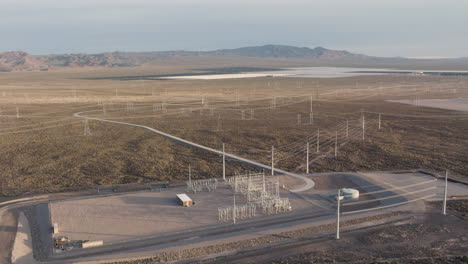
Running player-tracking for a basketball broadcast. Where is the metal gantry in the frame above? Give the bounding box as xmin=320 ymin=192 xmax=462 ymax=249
xmin=187 ymin=178 xmax=218 ymax=193
xmin=220 ymin=172 xmax=292 ymax=223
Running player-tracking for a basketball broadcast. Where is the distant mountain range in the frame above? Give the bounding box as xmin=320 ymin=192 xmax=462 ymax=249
xmin=0 ymin=45 xmax=466 ymax=72
xmin=207 ymin=45 xmax=367 ymax=59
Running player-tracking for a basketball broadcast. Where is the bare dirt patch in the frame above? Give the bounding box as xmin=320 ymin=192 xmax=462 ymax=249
xmin=0 ymin=209 xmax=18 ymax=264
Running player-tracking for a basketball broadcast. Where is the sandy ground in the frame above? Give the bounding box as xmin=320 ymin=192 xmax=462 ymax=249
xmin=66 ymin=211 xmax=406 ymax=264
xmin=50 ymin=183 xmax=316 ymax=243
xmin=390 ymin=98 xmax=468 ymax=112
xmin=48 ymin=171 xmax=456 ymax=246
xmin=278 ymin=174 xmax=306 ymax=190
xmin=0 ymin=210 xmax=17 ymax=264
xmin=11 ymin=212 xmax=36 ymax=264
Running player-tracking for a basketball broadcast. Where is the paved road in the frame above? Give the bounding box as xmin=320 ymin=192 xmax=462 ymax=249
xmin=0 ymin=192 xmax=328 ymax=264
xmin=47 ymin=209 xmax=333 ymax=263
xmin=190 ymin=215 xmax=412 ymax=264
xmin=74 ymin=111 xmax=315 ymax=192
xmin=1 ymin=169 xmax=459 ymax=264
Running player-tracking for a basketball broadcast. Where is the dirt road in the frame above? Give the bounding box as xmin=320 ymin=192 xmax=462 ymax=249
xmin=74 ymin=111 xmax=315 ymax=192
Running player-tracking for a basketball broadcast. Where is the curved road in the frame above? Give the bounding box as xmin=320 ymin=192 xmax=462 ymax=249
xmin=74 ymin=112 xmax=315 ymax=192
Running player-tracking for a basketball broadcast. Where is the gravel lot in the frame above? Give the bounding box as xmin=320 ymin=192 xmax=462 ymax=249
xmin=49 ymin=183 xmax=315 ymax=243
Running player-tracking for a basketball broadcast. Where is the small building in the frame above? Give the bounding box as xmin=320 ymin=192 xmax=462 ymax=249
xmin=342 ymin=188 xmax=360 ymax=200
xmin=53 ymin=223 xmax=59 ymax=234
xmin=176 ymin=193 xmax=193 ymax=207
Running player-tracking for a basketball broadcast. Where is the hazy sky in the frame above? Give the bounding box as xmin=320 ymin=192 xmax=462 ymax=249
xmin=1 ymin=0 xmax=467 ymax=57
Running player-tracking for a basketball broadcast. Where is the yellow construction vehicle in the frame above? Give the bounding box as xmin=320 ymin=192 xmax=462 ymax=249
xmin=54 ymin=236 xmax=71 ymax=250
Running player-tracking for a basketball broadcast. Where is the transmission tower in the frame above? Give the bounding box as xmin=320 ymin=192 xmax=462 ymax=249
xmin=316 ymin=128 xmax=320 ymax=152
xmin=310 ymin=95 xmax=313 ymax=113
xmin=362 ymin=113 xmax=365 ymax=140
xmin=271 ymin=146 xmax=275 ymax=176
xmin=378 ymin=113 xmax=382 ymax=129
xmin=83 ymin=119 xmax=92 ymax=136
xmin=346 ymin=120 xmax=349 ymax=138
xmin=126 ymin=101 xmax=134 ymax=112
xmin=306 ymin=142 xmax=310 ymax=174
xmin=216 ymin=114 xmax=221 ymax=131
xmin=222 ymin=143 xmax=226 ymax=181
xmin=334 ymin=131 xmax=338 ymax=157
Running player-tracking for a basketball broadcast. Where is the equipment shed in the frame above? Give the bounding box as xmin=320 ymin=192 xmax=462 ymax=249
xmin=176 ymin=193 xmax=193 ymax=207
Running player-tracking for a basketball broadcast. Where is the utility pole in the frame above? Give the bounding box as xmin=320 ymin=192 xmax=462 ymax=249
xmin=306 ymin=142 xmax=310 ymax=174
xmin=126 ymin=101 xmax=131 ymax=112
xmin=316 ymin=129 xmax=320 ymax=152
xmin=222 ymin=143 xmax=226 ymax=181
xmin=262 ymin=173 xmax=266 ymax=193
xmin=336 ymin=189 xmax=342 ymax=239
xmin=271 ymin=146 xmax=275 ymax=176
xmin=215 ymin=114 xmax=221 ymax=131
xmin=346 ymin=119 xmax=349 ymax=138
xmin=297 ymin=114 xmax=301 ymax=126
xmin=309 ymin=112 xmax=314 ymax=125
xmin=362 ymin=114 xmax=365 ymax=140
xmin=234 ymin=173 xmax=238 ymax=192
xmin=189 ymin=164 xmax=192 ymax=186
xmin=442 ymin=170 xmax=448 ymax=215
xmin=310 ymin=95 xmax=313 ymax=113
xmin=334 ymin=131 xmax=338 ymax=157
xmin=83 ymin=119 xmax=91 ymax=136
xmin=233 ymin=191 xmax=236 ymax=224
xmin=378 ymin=113 xmax=382 ymax=130
xmin=233 ymin=172 xmax=237 ymax=224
